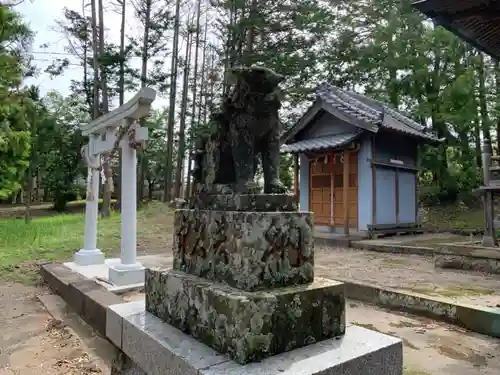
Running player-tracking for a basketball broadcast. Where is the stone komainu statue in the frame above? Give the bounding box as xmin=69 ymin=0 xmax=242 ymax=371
xmin=192 ymin=65 xmax=287 ymax=195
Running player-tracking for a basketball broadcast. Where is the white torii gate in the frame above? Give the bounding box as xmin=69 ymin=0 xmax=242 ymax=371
xmin=74 ymin=87 xmax=156 ymax=286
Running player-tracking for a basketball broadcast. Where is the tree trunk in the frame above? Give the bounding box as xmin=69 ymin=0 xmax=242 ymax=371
xmin=243 ymin=0 xmax=257 ymax=66
xmin=198 ymin=18 xmax=209 ymax=128
xmin=495 ymin=61 xmax=500 ymax=153
xmin=116 ymin=0 xmax=126 ymax=209
xmin=90 ymin=0 xmax=100 ymax=121
xmin=184 ymin=0 xmax=202 ymax=200
xmin=35 ymin=169 xmax=40 ymax=203
xmin=24 ymin=173 xmax=33 ymax=223
xmin=118 ymin=0 xmax=126 ymax=107
xmin=138 ymin=0 xmax=152 ymax=204
xmin=163 ymin=0 xmax=181 ymax=202
xmin=205 ymin=51 xmax=216 ymax=124
xmin=222 ymin=2 xmax=239 ymax=95
xmin=25 ymin=115 xmax=35 ymax=223
xmin=474 ymin=116 xmax=482 ymax=167
xmin=174 ymin=27 xmax=193 ymax=198
xmin=478 ymin=53 xmax=492 ymax=142
xmin=148 ymin=181 xmax=154 ymax=200
xmin=43 ymin=185 xmax=49 ymax=202
xmin=98 ymin=0 xmax=112 ymax=217
xmin=82 ymin=0 xmax=93 ymax=113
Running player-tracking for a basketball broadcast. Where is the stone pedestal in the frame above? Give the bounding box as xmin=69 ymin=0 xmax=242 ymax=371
xmin=146 ymin=270 xmax=345 ymax=364
xmin=146 ymin=194 xmax=347 ymax=364
xmin=172 ymin=208 xmax=314 ymax=291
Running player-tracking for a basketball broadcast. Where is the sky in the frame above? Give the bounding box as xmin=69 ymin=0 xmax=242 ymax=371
xmin=17 ymin=0 xmax=169 ymax=108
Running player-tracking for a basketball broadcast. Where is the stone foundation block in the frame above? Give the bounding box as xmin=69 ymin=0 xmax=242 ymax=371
xmin=145 ymin=269 xmax=345 ymax=365
xmin=435 ymin=254 xmax=500 ymax=274
xmin=173 ymin=209 xmax=314 ymax=291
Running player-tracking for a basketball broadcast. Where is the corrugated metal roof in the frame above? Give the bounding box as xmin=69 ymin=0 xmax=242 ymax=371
xmin=315 ymin=83 xmax=440 ymax=142
xmin=281 ymin=133 xmax=359 ymax=153
xmin=413 ymin=0 xmax=500 ymax=61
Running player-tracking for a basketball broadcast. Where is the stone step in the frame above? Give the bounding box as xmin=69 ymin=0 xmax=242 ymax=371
xmin=107 ymin=299 xmax=403 ymax=375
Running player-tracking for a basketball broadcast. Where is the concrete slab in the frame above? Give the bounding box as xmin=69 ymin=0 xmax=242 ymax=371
xmin=106 ymin=299 xmax=403 ymax=375
xmin=107 ymin=300 xmax=145 ymax=348
xmin=356 ymin=232 xmax=464 ymax=246
xmin=201 ymin=327 xmax=402 ymax=375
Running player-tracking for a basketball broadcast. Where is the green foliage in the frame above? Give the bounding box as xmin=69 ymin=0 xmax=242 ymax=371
xmin=141 ymin=109 xmax=170 ymax=196
xmin=14 ymin=0 xmax=500 ymax=209
xmin=0 ymin=5 xmax=34 ymax=199
xmin=279 ymin=154 xmax=294 ymax=190
xmin=319 ymin=0 xmax=498 ymax=205
xmin=41 ymin=92 xmax=87 ymax=211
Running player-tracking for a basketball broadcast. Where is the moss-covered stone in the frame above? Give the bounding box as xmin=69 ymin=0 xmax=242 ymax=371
xmin=191 ymin=193 xmax=298 ymax=212
xmin=145 ymin=269 xmax=345 ymax=365
xmin=173 ymin=209 xmax=314 ymax=291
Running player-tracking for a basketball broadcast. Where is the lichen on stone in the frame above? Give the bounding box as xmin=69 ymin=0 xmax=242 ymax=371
xmin=172 ymin=208 xmax=315 ymax=291
xmin=145 ymin=269 xmax=345 ymax=365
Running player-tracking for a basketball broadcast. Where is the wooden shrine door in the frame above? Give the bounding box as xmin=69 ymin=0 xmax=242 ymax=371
xmin=309 ymin=160 xmax=333 ymax=225
xmin=333 ymin=151 xmax=358 ymax=227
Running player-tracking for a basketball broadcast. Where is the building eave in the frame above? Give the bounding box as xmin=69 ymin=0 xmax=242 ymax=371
xmin=413 ymin=0 xmax=500 ymax=61
xmin=280 ymin=132 xmax=362 ymax=154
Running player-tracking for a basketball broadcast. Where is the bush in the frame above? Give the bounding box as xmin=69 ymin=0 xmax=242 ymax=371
xmin=53 ymin=184 xmax=86 ymax=211
xmin=419 ymin=183 xmax=459 ymax=206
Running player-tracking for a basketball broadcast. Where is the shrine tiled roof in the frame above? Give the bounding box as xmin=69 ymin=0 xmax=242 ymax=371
xmin=280 ymin=132 xmax=359 ymax=153
xmin=317 ymin=83 xmax=440 ymax=142
xmin=281 ymin=83 xmax=441 ymax=145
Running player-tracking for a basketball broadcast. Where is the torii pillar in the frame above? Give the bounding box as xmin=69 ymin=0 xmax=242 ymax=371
xmin=74 ymin=134 xmax=105 ymax=266
xmin=108 ymin=119 xmax=149 ymax=286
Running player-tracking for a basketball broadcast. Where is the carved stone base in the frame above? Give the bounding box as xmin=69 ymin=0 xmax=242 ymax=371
xmin=173 ymin=208 xmax=314 ymax=291
xmin=145 ymin=269 xmax=346 ymax=365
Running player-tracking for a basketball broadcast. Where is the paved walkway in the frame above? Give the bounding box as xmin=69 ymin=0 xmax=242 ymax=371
xmin=349 ymin=301 xmax=500 ymax=375
xmin=314 ymin=246 xmax=500 ymax=308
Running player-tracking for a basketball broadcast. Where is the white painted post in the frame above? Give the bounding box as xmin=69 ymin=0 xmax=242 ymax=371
xmin=120 ymin=134 xmax=137 ymax=264
xmin=74 ymin=134 xmax=105 ymax=266
xmin=108 ymin=120 xmax=146 ymax=286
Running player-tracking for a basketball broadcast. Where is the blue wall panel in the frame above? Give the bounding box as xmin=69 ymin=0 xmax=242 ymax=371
xmin=299 ymin=154 xmax=309 ymax=212
xmin=398 ymin=171 xmax=417 ymax=223
xmin=357 ymin=135 xmax=372 ymax=231
xmin=375 ymin=168 xmax=397 ymax=225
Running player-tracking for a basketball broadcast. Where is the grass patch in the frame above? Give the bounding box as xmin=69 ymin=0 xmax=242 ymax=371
xmin=423 ymin=205 xmax=484 ymax=231
xmin=406 ymin=235 xmax=474 ymax=247
xmin=403 ymin=366 xmax=431 ymax=375
xmin=410 ymin=285 xmax=495 ymax=298
xmin=0 ymin=201 xmax=172 ymax=284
